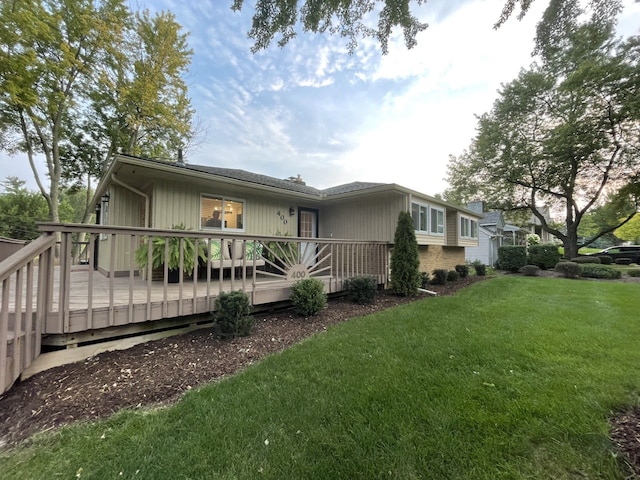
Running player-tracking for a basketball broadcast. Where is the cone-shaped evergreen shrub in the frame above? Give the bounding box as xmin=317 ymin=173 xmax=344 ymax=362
xmin=390 ymin=211 xmax=421 ymax=296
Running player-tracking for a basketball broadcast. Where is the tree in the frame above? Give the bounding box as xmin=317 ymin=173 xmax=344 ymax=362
xmin=233 ymin=0 xmax=616 ymax=54
xmin=0 ymin=1 xmax=194 ymax=227
xmin=390 ymin=211 xmax=421 ymax=296
xmin=445 ymin=8 xmax=640 ymax=260
xmin=0 ymin=177 xmax=49 ymax=240
xmin=615 ymin=216 xmax=640 ymax=244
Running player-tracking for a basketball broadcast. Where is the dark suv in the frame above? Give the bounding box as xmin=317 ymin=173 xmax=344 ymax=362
xmin=592 ymin=246 xmax=640 ymax=264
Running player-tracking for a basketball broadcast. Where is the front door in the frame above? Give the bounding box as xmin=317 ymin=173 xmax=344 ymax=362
xmin=298 ymin=208 xmax=318 ymax=267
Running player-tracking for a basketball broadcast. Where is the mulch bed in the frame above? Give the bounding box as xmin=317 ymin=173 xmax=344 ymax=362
xmin=1 ymin=273 xmax=639 ymax=478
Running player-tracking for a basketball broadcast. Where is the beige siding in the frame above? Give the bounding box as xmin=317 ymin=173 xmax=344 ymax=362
xmin=321 ymin=194 xmax=405 ymax=242
xmin=446 ymin=209 xmax=458 ymax=246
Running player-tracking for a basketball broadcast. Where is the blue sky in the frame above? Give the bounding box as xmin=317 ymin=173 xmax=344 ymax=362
xmin=3 ymin=0 xmax=640 ymax=195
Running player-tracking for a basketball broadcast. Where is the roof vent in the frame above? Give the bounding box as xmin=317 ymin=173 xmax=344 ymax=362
xmin=177 ymin=148 xmax=184 ymax=165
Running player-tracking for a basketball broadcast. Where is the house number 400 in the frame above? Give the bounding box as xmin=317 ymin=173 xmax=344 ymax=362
xmin=275 ymin=211 xmax=288 ymax=225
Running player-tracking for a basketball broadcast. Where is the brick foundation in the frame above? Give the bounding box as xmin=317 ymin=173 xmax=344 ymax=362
xmin=418 ymin=245 xmax=465 ymax=273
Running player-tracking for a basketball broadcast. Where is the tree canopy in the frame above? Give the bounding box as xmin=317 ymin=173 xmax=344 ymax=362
xmin=0 ymin=0 xmax=194 ymax=225
xmin=445 ymin=4 xmax=640 ymax=259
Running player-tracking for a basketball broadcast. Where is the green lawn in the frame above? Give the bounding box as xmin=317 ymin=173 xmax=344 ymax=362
xmin=2 ymin=276 xmax=640 ymax=479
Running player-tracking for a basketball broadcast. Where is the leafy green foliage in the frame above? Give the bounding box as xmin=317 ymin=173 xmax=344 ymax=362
xmin=420 ymin=272 xmax=430 ymax=289
xmin=497 ymin=246 xmax=527 ymax=272
xmin=431 ymin=269 xmax=448 ymax=285
xmin=231 ymin=0 xmax=428 ymax=55
xmin=290 ymin=278 xmax=327 ymax=316
xmin=446 ymin=270 xmax=460 ymax=282
xmin=454 ymin=264 xmax=469 ymax=279
xmin=614 ymin=258 xmax=632 ymax=265
xmin=570 ymin=256 xmax=601 ymax=264
xmin=472 ymin=260 xmax=487 ymax=276
xmin=135 ymin=225 xmax=206 ymax=273
xmin=344 ymin=276 xmax=377 ymax=305
xmin=527 ymin=244 xmax=561 ymax=269
xmin=627 ymin=269 xmax=640 ymax=277
xmin=614 ymin=214 xmax=640 ymax=243
xmin=213 ymin=291 xmax=254 ymax=338
xmin=520 ymin=264 xmax=541 ymax=276
xmin=0 ymin=177 xmax=49 ymax=240
xmin=597 ymin=255 xmax=613 ymax=265
xmin=390 ymin=211 xmax=421 ymax=296
xmin=580 ymin=264 xmax=622 ymax=279
xmin=554 ymin=261 xmax=583 ymax=278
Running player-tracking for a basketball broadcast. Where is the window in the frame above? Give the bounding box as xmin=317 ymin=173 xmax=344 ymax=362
xmin=460 ymin=216 xmax=478 ymax=239
xmin=201 ymin=195 xmax=244 ymax=231
xmin=411 ymin=202 xmax=428 ymax=232
xmin=430 ymin=207 xmax=444 ymax=235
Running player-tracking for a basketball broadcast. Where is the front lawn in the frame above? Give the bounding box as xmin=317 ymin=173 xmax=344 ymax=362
xmin=2 ymin=276 xmax=639 ymax=479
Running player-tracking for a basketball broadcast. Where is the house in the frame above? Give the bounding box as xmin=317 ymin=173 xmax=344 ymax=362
xmin=464 ymin=202 xmax=505 ymax=267
xmin=527 ymin=207 xmax=555 ymax=244
xmin=94 ymin=154 xmax=481 ymax=277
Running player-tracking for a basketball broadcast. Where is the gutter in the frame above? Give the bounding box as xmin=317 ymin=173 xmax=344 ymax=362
xmin=111 ymin=173 xmax=150 ymax=228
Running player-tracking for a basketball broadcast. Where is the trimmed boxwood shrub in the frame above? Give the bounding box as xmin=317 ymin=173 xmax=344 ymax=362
xmin=598 ymin=255 xmax=613 ymax=265
xmin=627 ymin=269 xmax=640 ymax=277
xmin=431 ymin=269 xmax=448 ymax=285
xmin=520 ymin=264 xmax=541 ymax=276
xmin=345 ymin=276 xmax=377 ymax=305
xmin=615 ymin=257 xmax=632 ymax=265
xmin=581 ymin=264 xmax=622 ymax=279
xmin=213 ymin=290 xmax=254 ymax=338
xmin=554 ymin=261 xmax=583 ymax=279
xmin=570 ymin=256 xmax=601 ymax=264
xmin=497 ymin=246 xmax=527 ymax=272
xmin=472 ymin=261 xmax=487 ymax=276
xmin=454 ymin=264 xmax=470 ymax=279
xmin=527 ymin=245 xmax=561 ymax=270
xmin=446 ymin=270 xmax=460 ymax=282
xmin=290 ymin=278 xmax=327 ymax=316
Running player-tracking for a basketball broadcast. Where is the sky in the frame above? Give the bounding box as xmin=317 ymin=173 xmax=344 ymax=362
xmin=2 ymin=0 xmax=640 ymax=196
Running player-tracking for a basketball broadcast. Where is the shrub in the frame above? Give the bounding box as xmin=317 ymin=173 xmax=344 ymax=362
xmin=446 ymin=270 xmax=460 ymax=282
xmin=213 ymin=290 xmax=254 ymax=338
xmin=526 ymin=233 xmax=541 ymax=246
xmin=554 ymin=261 xmax=583 ymax=279
xmin=570 ymin=256 xmax=601 ymax=264
xmin=390 ymin=211 xmax=421 ymax=296
xmin=420 ymin=272 xmax=430 ymax=289
xmin=627 ymin=269 xmax=640 ymax=277
xmin=472 ymin=260 xmax=487 ymax=276
xmin=615 ymin=257 xmax=632 ymax=265
xmin=527 ymin=245 xmax=560 ymax=270
xmin=290 ymin=278 xmax=327 ymax=316
xmin=598 ymin=255 xmax=613 ymax=265
xmin=431 ymin=269 xmax=448 ymax=285
xmin=497 ymin=246 xmax=527 ymax=272
xmin=454 ymin=264 xmax=469 ymax=279
xmin=345 ymin=276 xmax=377 ymax=305
xmin=520 ymin=264 xmax=541 ymax=276
xmin=581 ymin=264 xmax=622 ymax=279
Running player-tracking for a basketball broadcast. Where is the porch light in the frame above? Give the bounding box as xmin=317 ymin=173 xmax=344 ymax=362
xmin=101 ymin=193 xmax=110 ymax=204
xmin=289 ymin=207 xmax=295 ymax=216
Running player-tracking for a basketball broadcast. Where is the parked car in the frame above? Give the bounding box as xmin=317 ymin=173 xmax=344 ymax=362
xmin=589 ymin=246 xmax=640 ymax=264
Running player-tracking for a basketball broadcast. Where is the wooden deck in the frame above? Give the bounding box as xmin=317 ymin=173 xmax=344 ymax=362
xmin=0 ymin=224 xmax=389 ymax=394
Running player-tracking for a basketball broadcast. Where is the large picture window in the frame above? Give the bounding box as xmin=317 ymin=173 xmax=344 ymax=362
xmin=460 ymin=216 xmax=478 ymax=239
xmin=201 ymin=195 xmax=244 ymax=231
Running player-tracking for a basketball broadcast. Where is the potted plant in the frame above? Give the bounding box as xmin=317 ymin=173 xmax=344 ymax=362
xmin=135 ymin=224 xmax=206 ymax=283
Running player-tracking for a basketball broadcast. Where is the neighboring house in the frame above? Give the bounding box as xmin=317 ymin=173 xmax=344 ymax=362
xmin=465 ymin=202 xmax=505 ymax=267
xmin=527 ymin=207 xmax=555 ymax=244
xmin=503 ymin=224 xmax=528 ymax=246
xmin=0 ymin=236 xmax=27 ymax=263
xmin=94 ymin=154 xmax=480 ymax=276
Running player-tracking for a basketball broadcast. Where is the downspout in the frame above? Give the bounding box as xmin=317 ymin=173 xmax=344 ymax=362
xmin=111 ymin=173 xmax=150 ymax=227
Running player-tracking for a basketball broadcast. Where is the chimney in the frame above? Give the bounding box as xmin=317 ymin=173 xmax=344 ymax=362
xmin=467 ymin=201 xmax=485 ymax=214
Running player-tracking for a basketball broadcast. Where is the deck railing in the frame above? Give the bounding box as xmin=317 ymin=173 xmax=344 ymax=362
xmin=0 ymin=223 xmax=389 ymax=394
xmin=0 ymin=234 xmax=56 ymax=394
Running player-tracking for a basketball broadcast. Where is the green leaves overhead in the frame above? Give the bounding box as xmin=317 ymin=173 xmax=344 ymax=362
xmin=231 ymin=0 xmax=428 ymax=54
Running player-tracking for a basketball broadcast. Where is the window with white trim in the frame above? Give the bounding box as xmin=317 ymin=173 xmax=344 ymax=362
xmin=430 ymin=207 xmax=444 ymax=235
xmin=460 ymin=216 xmax=478 ymax=239
xmin=201 ymin=195 xmax=245 ymax=231
xmin=411 ymin=202 xmax=428 ymax=232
